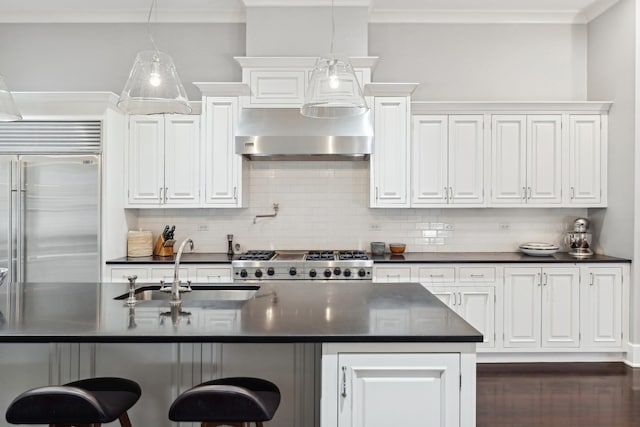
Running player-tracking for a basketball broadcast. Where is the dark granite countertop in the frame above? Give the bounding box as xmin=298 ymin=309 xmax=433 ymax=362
xmin=106 ymin=252 xmax=630 ymax=265
xmin=371 ymin=252 xmax=630 ymax=263
xmin=0 ymin=281 xmax=482 ymax=344
xmin=106 ymin=253 xmax=233 ymax=264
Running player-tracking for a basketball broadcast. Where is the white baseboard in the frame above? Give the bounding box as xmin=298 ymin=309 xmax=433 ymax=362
xmin=478 ymin=352 xmax=627 ymax=364
xmin=625 ymin=342 xmax=640 ymax=367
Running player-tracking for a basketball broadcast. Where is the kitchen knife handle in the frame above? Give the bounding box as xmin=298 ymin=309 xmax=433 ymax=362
xmin=341 ymin=366 xmax=347 ymax=398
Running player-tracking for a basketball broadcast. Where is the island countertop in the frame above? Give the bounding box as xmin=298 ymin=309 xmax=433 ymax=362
xmin=0 ymin=281 xmax=482 ymax=344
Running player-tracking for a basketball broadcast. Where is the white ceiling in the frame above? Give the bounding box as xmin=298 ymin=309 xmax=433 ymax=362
xmin=0 ymin=0 xmax=620 ymax=24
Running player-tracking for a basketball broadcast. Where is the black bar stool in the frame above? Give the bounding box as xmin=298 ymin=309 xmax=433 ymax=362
xmin=6 ymin=377 xmax=141 ymax=427
xmin=169 ymin=377 xmax=281 ymax=427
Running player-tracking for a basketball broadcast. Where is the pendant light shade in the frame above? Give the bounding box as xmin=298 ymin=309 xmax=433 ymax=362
xmin=301 ymin=54 xmax=368 ymax=119
xmin=0 ymin=75 xmax=22 ymax=122
xmin=117 ymin=50 xmax=191 ymax=115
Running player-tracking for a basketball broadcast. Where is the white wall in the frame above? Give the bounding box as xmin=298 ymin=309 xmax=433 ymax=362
xmin=0 ymin=23 xmax=246 ymax=100
xmin=586 ymin=0 xmax=637 ymax=343
xmin=369 ymin=23 xmax=588 ymax=101
xmin=134 ymin=161 xmax=586 ymax=253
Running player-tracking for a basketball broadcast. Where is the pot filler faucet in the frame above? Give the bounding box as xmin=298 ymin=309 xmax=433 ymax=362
xmin=161 ymin=237 xmax=194 ymax=305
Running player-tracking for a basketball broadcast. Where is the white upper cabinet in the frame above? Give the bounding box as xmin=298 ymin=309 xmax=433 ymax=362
xmin=412 ymin=115 xmax=484 ymax=206
xmin=371 ymin=97 xmax=411 ymax=208
xmin=567 ymin=115 xmax=604 ymax=206
xmin=126 ymin=115 xmax=200 ymax=207
xmin=491 ymin=114 xmax=561 ymax=206
xmin=202 ymin=97 xmax=244 ymax=207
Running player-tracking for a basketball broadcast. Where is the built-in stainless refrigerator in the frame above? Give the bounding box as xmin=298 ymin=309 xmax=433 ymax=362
xmin=0 ymin=121 xmax=101 ymax=283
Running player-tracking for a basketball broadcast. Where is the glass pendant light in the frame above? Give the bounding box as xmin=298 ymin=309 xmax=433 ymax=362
xmin=301 ymin=0 xmax=368 ymax=119
xmin=117 ymin=0 xmax=191 ymax=115
xmin=0 ymin=75 xmax=22 ymax=122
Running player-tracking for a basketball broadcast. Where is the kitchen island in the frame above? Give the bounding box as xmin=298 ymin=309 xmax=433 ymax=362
xmin=0 ymin=280 xmax=480 ymax=427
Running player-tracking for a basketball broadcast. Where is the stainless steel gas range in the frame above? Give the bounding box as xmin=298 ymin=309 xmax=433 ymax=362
xmin=232 ymin=250 xmax=373 ymax=282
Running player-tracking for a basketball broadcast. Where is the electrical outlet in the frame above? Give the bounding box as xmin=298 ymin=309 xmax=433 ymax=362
xmin=197 ymin=224 xmax=209 ymax=231
xmin=498 ymin=222 xmax=510 ymax=230
xmin=444 ymin=224 xmax=455 ymax=231
xmin=370 ymin=224 xmax=381 ymax=231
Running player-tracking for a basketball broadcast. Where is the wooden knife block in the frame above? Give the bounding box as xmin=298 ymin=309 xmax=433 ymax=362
xmin=153 ymin=235 xmax=176 ymax=257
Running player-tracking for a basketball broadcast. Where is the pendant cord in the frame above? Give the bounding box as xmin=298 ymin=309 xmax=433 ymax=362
xmin=147 ymin=0 xmax=159 ymax=53
xmin=330 ymin=0 xmax=335 ymax=53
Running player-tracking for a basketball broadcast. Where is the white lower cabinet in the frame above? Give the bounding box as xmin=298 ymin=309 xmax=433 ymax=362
xmin=107 ymin=264 xmax=232 ymax=284
xmin=431 ymin=286 xmax=495 ymax=349
xmin=373 ymin=266 xmax=412 ymax=282
xmin=503 ymin=267 xmax=580 ymax=348
xmin=580 ymin=266 xmax=623 ymax=348
xmin=337 ymin=352 xmax=460 ymax=427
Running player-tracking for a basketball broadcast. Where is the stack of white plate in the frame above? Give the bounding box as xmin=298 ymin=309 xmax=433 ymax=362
xmin=519 ymin=242 xmax=560 ymax=256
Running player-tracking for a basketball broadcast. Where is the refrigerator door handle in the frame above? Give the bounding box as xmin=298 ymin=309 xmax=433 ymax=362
xmin=8 ymin=159 xmax=18 ymax=283
xmin=15 ymin=159 xmax=26 ymax=282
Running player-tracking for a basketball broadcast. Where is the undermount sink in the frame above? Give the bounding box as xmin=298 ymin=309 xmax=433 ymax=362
xmin=114 ymin=284 xmax=260 ymax=302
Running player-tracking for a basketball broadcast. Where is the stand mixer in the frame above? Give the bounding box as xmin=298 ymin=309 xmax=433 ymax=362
xmin=564 ymin=218 xmax=593 ymax=258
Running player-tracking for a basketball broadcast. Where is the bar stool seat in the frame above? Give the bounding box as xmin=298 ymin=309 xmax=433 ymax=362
xmin=169 ymin=377 xmax=281 ymax=427
xmin=6 ymin=377 xmax=141 ymax=427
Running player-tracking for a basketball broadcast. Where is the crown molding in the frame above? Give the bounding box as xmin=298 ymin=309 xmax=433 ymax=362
xmin=369 ymin=9 xmax=588 ymax=24
xmin=234 ymin=56 xmax=379 ymax=69
xmin=0 ymin=9 xmax=246 ymax=23
xmin=12 ymin=91 xmax=120 ymax=119
xmin=193 ymin=82 xmax=251 ymax=97
xmin=411 ymin=101 xmax=613 ymax=114
xmin=582 ymin=0 xmax=620 ymax=21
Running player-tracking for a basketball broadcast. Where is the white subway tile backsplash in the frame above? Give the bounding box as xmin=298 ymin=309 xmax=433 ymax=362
xmin=135 ymin=161 xmax=588 ymax=253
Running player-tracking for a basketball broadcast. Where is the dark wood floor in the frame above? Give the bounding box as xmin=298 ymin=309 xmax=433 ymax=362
xmin=477 ymin=363 xmax=640 ymax=427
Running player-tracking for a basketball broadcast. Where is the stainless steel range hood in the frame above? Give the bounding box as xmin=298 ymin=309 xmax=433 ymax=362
xmin=235 ymin=109 xmax=373 ymax=161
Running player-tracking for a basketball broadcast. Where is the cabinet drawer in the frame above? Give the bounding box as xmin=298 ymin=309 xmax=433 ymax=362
xmin=195 ymin=267 xmax=232 ymax=283
xmin=110 ymin=268 xmax=149 ymax=283
xmin=458 ymin=267 xmax=496 ymax=282
xmin=417 ymin=267 xmax=455 ymax=283
xmin=374 ymin=267 xmax=412 ymax=283
xmin=151 ymin=267 xmax=189 ymax=282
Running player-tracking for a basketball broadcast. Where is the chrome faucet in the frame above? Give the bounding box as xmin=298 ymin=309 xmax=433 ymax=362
xmin=164 ymin=238 xmax=194 ymax=305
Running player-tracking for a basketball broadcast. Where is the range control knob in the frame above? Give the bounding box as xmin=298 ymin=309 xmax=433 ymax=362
xmin=240 ymin=269 xmax=248 ymax=278
xmin=343 ymin=269 xmax=352 ymax=278
xmin=358 ymin=269 xmax=366 ymax=278
xmin=333 ymin=267 xmax=342 ymax=276
xmin=267 ymin=267 xmax=275 ymax=276
xmin=324 ymin=269 xmax=332 ymax=278
xmin=255 ymin=269 xmax=263 ymax=278
xmin=309 ymin=269 xmax=317 ymax=278
xmin=289 ymin=267 xmax=297 ymax=276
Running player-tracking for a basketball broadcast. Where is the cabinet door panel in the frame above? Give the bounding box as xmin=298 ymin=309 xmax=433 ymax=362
xmin=338 ymin=353 xmax=460 ymax=427
xmin=203 ymin=98 xmax=240 ymax=206
xmin=449 ymin=115 xmax=484 ymax=204
xmin=504 ymin=267 xmax=540 ymax=348
xmin=582 ymin=267 xmax=622 ymax=347
xmin=127 ymin=116 xmax=164 ymax=205
xmin=527 ymin=115 xmax=562 ymax=204
xmin=542 ymin=268 xmax=580 ymax=348
xmin=491 ymin=115 xmax=527 ymax=204
xmin=412 ymin=115 xmax=448 ymax=204
xmin=372 ymin=97 xmax=409 ymax=207
xmin=459 ymin=286 xmax=495 ymax=348
xmin=164 ymin=115 xmax=200 ymax=205
xmin=569 ymin=115 xmax=601 ymax=204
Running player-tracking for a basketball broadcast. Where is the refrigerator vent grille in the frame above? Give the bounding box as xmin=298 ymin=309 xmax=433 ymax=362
xmin=0 ymin=121 xmax=101 ymax=154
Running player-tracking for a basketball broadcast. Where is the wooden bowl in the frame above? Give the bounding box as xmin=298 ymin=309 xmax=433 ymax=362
xmin=389 ymin=243 xmax=406 ymax=254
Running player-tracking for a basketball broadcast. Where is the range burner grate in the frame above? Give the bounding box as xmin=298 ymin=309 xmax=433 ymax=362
xmin=306 ymin=251 xmax=336 ymax=261
xmin=236 ymin=250 xmax=276 ymax=261
xmin=338 ymin=250 xmax=369 ymax=260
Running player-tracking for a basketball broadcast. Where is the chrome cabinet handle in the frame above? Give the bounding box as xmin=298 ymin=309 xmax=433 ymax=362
xmin=233 ymin=186 xmax=237 ymax=200
xmin=527 ymin=187 xmax=532 ymax=199
xmin=458 ymin=292 xmax=462 ymax=306
xmin=543 ymin=272 xmax=548 ymax=286
xmin=589 ymin=272 xmax=594 ymax=286
xmin=341 ymin=366 xmax=347 ymax=397
xmin=449 ymin=187 xmax=453 ymax=202
xmin=375 ymin=187 xmax=379 ymax=200
xmin=444 ymin=186 xmax=448 ymax=201
xmin=537 ymin=272 xmax=541 ymax=286
xmin=430 ymin=273 xmax=444 ymax=278
xmin=570 ymin=186 xmax=575 ymax=199
xmin=159 ymin=187 xmax=163 ymax=203
xmin=164 ymin=187 xmax=168 ymax=203
xmin=470 ymin=274 xmax=484 ymax=278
